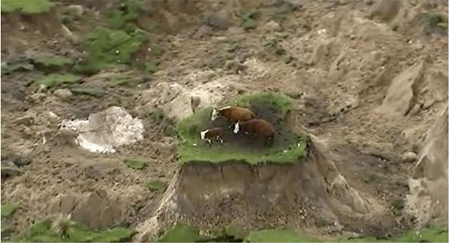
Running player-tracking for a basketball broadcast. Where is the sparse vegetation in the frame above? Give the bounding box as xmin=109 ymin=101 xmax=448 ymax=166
xmin=270 ymin=1 xmax=296 ymax=22
xmin=8 ymin=219 xmax=134 ymax=243
xmin=147 ymin=179 xmax=166 ymax=193
xmin=107 ymin=74 xmax=142 ymax=87
xmin=1 ymin=61 xmax=34 ymax=75
xmin=239 ymin=8 xmax=259 ymax=30
xmin=124 ymin=159 xmax=146 ymax=170
xmin=31 ymin=54 xmax=74 ymax=71
xmin=106 ymin=0 xmax=144 ymax=31
xmin=148 ymin=108 xmax=176 ymax=137
xmin=177 ymin=92 xmax=308 ymax=165
xmin=1 ymin=0 xmax=54 ymax=14
xmin=35 ymin=73 xmax=82 ymax=89
xmin=245 ymin=229 xmax=320 ymax=243
xmin=1 ymin=203 xmax=18 ymax=218
xmin=75 ymin=28 xmax=147 ymax=74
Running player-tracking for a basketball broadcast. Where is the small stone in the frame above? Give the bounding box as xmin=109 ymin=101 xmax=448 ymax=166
xmin=262 ymin=20 xmax=281 ymax=33
xmin=66 ymin=5 xmax=84 ymax=18
xmin=54 ymin=89 xmax=73 ymax=99
xmin=61 ymin=25 xmax=80 ymax=44
xmin=13 ymin=115 xmax=35 ymax=126
xmin=421 ymin=99 xmax=435 ymax=110
xmin=402 ymin=152 xmax=418 ymax=162
xmin=408 ymin=104 xmax=421 ymax=116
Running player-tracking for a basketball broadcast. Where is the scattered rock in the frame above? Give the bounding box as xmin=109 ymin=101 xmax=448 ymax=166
xmin=54 ymin=89 xmax=73 ymax=99
xmin=421 ymin=98 xmax=435 ymax=110
xmin=408 ymin=104 xmax=421 ymax=116
xmin=61 ymin=25 xmax=80 ymax=44
xmin=11 ymin=154 xmax=32 ymax=167
xmin=205 ymin=11 xmax=230 ymax=30
xmin=262 ymin=20 xmax=281 ymax=32
xmin=66 ymin=5 xmax=84 ymax=18
xmin=370 ymin=0 xmax=401 ymax=22
xmin=27 ymin=93 xmax=47 ymax=103
xmin=376 ymin=60 xmax=425 ymax=117
xmin=13 ymin=114 xmax=35 ymax=126
xmin=402 ymin=152 xmax=418 ymax=163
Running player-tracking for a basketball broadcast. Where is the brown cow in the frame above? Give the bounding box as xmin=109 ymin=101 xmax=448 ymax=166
xmin=211 ymin=106 xmax=256 ymax=128
xmin=234 ymin=119 xmax=275 ymax=146
xmin=200 ymin=127 xmax=225 ymax=146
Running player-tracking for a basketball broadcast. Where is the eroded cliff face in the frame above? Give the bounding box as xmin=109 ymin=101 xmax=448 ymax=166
xmin=134 ymin=136 xmax=392 ymax=242
xmin=407 ymin=107 xmax=448 ymax=227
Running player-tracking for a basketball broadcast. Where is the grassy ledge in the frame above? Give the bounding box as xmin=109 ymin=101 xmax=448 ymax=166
xmin=1 ymin=0 xmax=54 ymax=14
xmin=176 ymin=92 xmax=308 ymax=165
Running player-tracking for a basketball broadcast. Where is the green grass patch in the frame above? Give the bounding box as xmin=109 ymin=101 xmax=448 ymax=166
xmin=232 ymin=91 xmax=293 ymax=116
xmin=176 ymin=92 xmax=307 ymax=165
xmin=1 ymin=0 xmax=54 ymax=14
xmin=144 ymin=61 xmax=158 ymax=74
xmin=158 ymin=224 xmax=201 ymax=243
xmin=70 ymin=87 xmax=106 ymax=98
xmin=35 ymin=73 xmax=82 ymax=89
xmin=31 ymin=54 xmax=74 ymax=70
xmin=107 ymin=74 xmax=142 ymax=87
xmin=124 ymin=159 xmax=146 ymax=170
xmin=75 ymin=28 xmax=146 ymax=74
xmin=245 ymin=229 xmax=320 ymax=243
xmin=341 ymin=226 xmax=448 ymax=243
xmin=106 ymin=0 xmax=143 ymax=30
xmin=1 ymin=203 xmax=18 ymax=218
xmin=147 ymin=179 xmax=166 ymax=193
xmin=8 ymin=219 xmax=134 ymax=243
xmin=1 ymin=61 xmax=34 ymax=75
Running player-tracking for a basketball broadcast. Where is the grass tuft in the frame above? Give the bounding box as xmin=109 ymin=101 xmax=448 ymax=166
xmin=35 ymin=73 xmax=82 ymax=89
xmin=124 ymin=159 xmax=146 ymax=170
xmin=1 ymin=203 xmax=18 ymax=218
xmin=147 ymin=179 xmax=166 ymax=193
xmin=1 ymin=0 xmax=54 ymax=14
xmin=158 ymin=224 xmax=201 ymax=243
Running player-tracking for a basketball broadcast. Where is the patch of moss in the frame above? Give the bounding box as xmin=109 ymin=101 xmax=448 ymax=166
xmin=157 ymin=224 xmax=201 ymax=243
xmin=31 ymin=55 xmax=74 ymax=70
xmin=75 ymin=28 xmax=147 ymax=74
xmin=8 ymin=219 xmax=134 ymax=243
xmin=35 ymin=73 xmax=82 ymax=89
xmin=124 ymin=159 xmax=146 ymax=170
xmin=70 ymin=87 xmax=106 ymax=98
xmin=245 ymin=229 xmax=320 ymax=243
xmin=176 ymin=92 xmax=307 ymax=165
xmin=147 ymin=179 xmax=166 ymax=193
xmin=1 ymin=203 xmax=18 ymax=218
xmin=1 ymin=0 xmax=54 ymax=14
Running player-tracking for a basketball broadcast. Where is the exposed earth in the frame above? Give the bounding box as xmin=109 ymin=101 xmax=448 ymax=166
xmin=1 ymin=0 xmax=448 ymax=243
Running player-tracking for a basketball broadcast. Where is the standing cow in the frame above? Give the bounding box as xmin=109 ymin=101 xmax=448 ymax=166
xmin=211 ymin=106 xmax=256 ymax=129
xmin=234 ymin=119 xmax=275 ymax=146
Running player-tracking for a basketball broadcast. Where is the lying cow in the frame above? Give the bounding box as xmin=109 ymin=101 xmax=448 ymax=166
xmin=234 ymin=119 xmax=275 ymax=146
xmin=200 ymin=127 xmax=225 ymax=146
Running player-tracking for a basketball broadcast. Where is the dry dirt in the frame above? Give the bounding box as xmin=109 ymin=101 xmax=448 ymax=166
xmin=1 ymin=0 xmax=448 ymax=242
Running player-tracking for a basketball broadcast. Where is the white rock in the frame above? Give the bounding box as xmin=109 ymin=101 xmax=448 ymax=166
xmin=402 ymin=152 xmax=418 ymax=162
xmin=54 ymin=89 xmax=73 ymax=99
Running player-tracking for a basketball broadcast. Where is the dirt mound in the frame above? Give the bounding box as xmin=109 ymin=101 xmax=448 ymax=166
xmin=406 ymin=107 xmax=448 ymax=227
xmin=134 ymin=134 xmax=390 ymax=241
